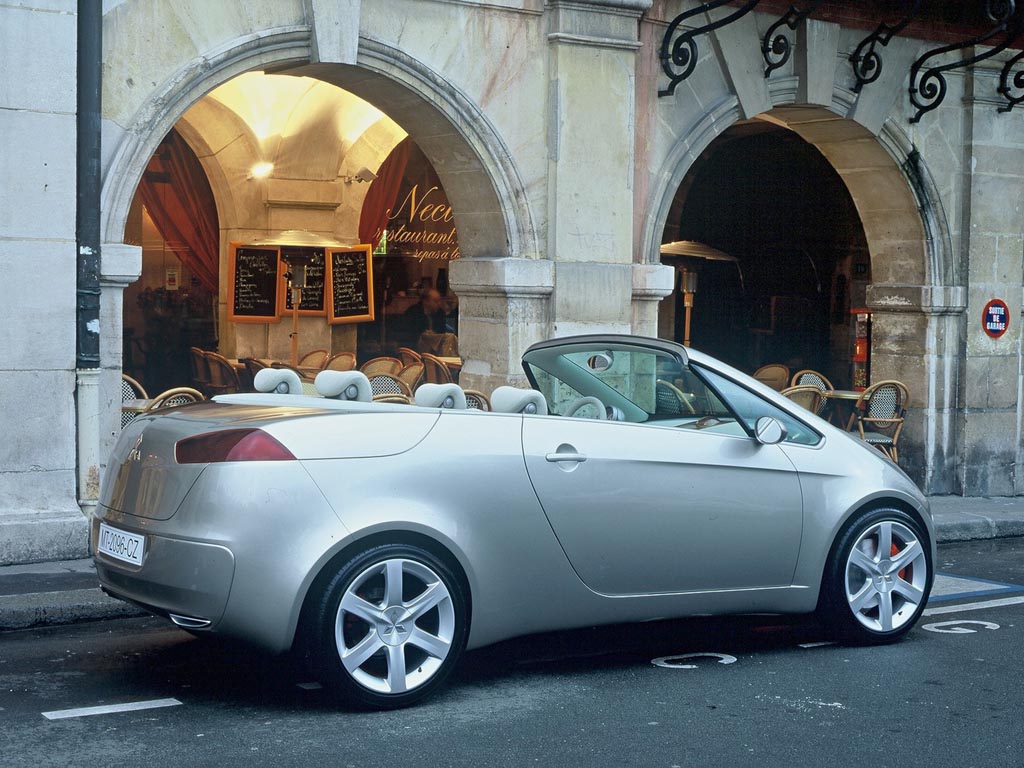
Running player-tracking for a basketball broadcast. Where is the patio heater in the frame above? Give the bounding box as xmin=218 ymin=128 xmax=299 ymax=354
xmin=281 ymin=250 xmax=311 ymax=366
xmin=678 ymin=267 xmax=698 ymax=347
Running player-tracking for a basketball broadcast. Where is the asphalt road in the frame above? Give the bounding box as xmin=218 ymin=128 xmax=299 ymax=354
xmin=2 ymin=538 xmax=1023 ymax=768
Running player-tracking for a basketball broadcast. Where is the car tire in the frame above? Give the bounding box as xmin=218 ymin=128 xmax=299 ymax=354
xmin=310 ymin=543 xmax=468 ymax=709
xmin=818 ymin=507 xmax=932 ymax=645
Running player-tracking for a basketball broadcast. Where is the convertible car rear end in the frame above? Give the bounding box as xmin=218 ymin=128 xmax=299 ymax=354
xmin=93 ymin=335 xmax=933 ymax=708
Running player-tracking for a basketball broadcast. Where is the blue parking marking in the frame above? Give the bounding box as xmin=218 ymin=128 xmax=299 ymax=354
xmin=928 ymin=572 xmax=1024 ymax=603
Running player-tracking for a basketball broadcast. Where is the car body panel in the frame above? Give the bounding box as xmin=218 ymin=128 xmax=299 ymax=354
xmin=522 ymin=414 xmax=803 ymax=594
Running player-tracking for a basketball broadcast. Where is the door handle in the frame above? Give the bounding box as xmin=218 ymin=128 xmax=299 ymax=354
xmin=545 ymin=452 xmax=587 ymax=463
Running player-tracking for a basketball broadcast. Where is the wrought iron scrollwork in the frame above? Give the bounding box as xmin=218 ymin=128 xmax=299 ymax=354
xmin=998 ymin=46 xmax=1024 ymax=112
xmin=909 ymin=0 xmax=1022 ymax=123
xmin=762 ymin=0 xmax=825 ymax=78
xmin=659 ymin=0 xmax=761 ymax=97
xmin=849 ymin=0 xmax=923 ymax=92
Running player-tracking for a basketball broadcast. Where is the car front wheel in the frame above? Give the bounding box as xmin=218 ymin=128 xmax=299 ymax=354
xmin=819 ymin=508 xmax=932 ymax=644
xmin=311 ymin=543 xmax=468 ymax=709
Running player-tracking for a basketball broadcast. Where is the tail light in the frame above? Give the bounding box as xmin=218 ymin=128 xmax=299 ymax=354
xmin=175 ymin=428 xmax=296 ymax=464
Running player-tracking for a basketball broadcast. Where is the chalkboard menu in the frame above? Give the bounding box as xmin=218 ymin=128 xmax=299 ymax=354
xmin=326 ymin=245 xmax=375 ymax=324
xmin=229 ymin=246 xmax=280 ymax=322
xmin=282 ymin=247 xmax=326 ymax=315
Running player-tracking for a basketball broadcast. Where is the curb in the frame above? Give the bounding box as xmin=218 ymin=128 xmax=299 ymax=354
xmin=0 ymin=588 xmax=145 ymax=631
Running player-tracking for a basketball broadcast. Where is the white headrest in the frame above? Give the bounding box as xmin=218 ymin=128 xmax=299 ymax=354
xmin=414 ymin=383 xmax=467 ymax=409
xmin=490 ymin=386 xmax=548 ymax=415
xmin=315 ymin=370 xmax=372 ymax=402
xmin=253 ymin=368 xmax=303 ymax=395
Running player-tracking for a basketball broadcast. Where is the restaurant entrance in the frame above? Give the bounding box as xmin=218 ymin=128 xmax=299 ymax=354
xmin=660 ymin=119 xmax=872 ymax=390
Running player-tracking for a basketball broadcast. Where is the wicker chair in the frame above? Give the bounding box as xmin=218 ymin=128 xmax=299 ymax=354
xmin=790 ymin=369 xmax=834 ymax=418
xmin=397 ymin=347 xmax=422 ymax=367
xmin=850 ymin=380 xmax=910 ymax=462
xmin=367 ymin=373 xmax=412 ymax=399
xmin=189 ymin=347 xmax=210 ymax=395
xmin=298 ymin=348 xmax=330 ymax=368
xmin=121 ymin=374 xmax=149 ymax=428
xmin=463 ymin=389 xmax=491 ymax=411
xmin=144 ymin=387 xmax=205 ymax=412
xmin=204 ymin=351 xmax=243 ymax=395
xmin=241 ymin=358 xmax=268 ymax=391
xmin=360 ymin=356 xmax=403 ymax=377
xmin=324 ymin=352 xmax=357 ymax=372
xmin=397 ymin=362 xmax=424 ymax=392
xmin=753 ymin=363 xmax=790 ymax=392
xmin=781 ymin=385 xmax=824 ymax=415
xmin=420 ymin=353 xmax=454 ymax=385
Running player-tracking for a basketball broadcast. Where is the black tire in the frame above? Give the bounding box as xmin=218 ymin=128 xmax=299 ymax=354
xmin=818 ymin=507 xmax=932 ymax=645
xmin=310 ymin=543 xmax=468 ymax=709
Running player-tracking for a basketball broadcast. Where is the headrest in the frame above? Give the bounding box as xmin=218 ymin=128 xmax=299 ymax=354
xmin=314 ymin=370 xmax=372 ymax=401
xmin=490 ymin=386 xmax=548 ymax=415
xmin=414 ymin=383 xmax=467 ymax=409
xmin=253 ymin=368 xmax=303 ymax=395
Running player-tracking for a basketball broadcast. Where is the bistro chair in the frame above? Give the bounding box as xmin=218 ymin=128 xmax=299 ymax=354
xmin=753 ymin=363 xmax=790 ymax=392
xmin=790 ymin=368 xmax=834 ymax=417
xmin=397 ymin=347 xmax=422 ymax=367
xmin=397 ymin=362 xmax=424 ymax=393
xmin=298 ymin=348 xmax=330 ymax=368
xmin=360 ymin=356 xmax=404 ymax=377
xmin=655 ymin=379 xmax=696 ymax=416
xmin=420 ymin=353 xmax=454 ymax=385
xmin=204 ymin=351 xmax=243 ymax=395
xmin=324 ymin=351 xmax=357 ymax=372
xmin=781 ymin=385 xmax=824 ymax=415
xmin=241 ymin=358 xmax=268 ymax=392
xmin=463 ymin=389 xmax=491 ymax=411
xmin=144 ymin=387 xmax=205 ymax=412
xmin=121 ymin=374 xmax=150 ymax=428
xmin=367 ymin=373 xmax=412 ymax=400
xmin=849 ymin=380 xmax=910 ymax=462
xmin=189 ymin=346 xmax=211 ymax=395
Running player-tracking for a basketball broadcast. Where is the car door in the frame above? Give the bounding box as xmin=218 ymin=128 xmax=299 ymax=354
xmin=522 ymin=415 xmax=803 ymax=596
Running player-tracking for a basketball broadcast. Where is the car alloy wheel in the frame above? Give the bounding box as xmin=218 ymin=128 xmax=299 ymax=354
xmin=820 ymin=508 xmax=932 ymax=644
xmin=313 ymin=544 xmax=467 ymax=708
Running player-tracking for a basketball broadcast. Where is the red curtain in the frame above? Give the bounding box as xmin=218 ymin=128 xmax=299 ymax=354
xmin=138 ymin=129 xmax=220 ymax=291
xmin=358 ymin=137 xmax=412 ymax=249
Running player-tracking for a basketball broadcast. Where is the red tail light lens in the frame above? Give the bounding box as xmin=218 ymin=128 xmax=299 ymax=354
xmin=175 ymin=429 xmax=296 ymax=464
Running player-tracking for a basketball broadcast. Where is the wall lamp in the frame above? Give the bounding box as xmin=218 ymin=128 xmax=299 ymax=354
xmin=342 ymin=166 xmax=378 ymax=184
xmin=247 ymin=161 xmax=273 ymax=180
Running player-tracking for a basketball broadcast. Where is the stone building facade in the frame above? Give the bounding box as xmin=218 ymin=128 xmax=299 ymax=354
xmin=1 ymin=0 xmax=1022 ymax=564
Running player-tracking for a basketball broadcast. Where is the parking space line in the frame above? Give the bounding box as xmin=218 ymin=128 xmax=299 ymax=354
xmin=42 ymin=698 xmax=182 ymax=720
xmin=922 ymin=595 xmax=1024 ymax=617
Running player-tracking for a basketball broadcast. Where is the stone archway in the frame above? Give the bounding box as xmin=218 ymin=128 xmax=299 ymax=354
xmin=645 ymin=104 xmax=960 ymax=492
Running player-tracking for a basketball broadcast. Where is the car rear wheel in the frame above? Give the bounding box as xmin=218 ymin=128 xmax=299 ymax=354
xmin=818 ymin=508 xmax=932 ymax=644
xmin=311 ymin=543 xmax=468 ymax=709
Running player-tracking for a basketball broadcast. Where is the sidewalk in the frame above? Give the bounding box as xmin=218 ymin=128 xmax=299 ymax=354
xmin=2 ymin=496 xmax=1023 ymax=632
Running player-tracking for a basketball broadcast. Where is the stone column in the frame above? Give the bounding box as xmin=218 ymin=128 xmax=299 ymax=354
xmin=866 ymin=285 xmax=966 ymax=493
xmin=546 ymin=1 xmax=651 ymax=336
xmin=448 ymin=258 xmax=554 ymax=394
xmin=632 ymin=263 xmax=675 ymax=337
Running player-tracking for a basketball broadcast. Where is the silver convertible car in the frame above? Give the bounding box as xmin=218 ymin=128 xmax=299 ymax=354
xmin=93 ymin=335 xmax=933 ymax=708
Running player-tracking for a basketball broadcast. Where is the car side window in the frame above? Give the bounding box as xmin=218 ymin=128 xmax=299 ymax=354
xmin=694 ymin=365 xmax=822 ymax=446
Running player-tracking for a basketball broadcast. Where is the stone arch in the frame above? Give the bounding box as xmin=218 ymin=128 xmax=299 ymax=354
xmin=643 ymin=88 xmax=960 ymax=492
xmin=101 ymin=32 xmax=537 ymax=263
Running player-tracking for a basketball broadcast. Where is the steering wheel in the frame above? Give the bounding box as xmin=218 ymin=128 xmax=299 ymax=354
xmin=564 ymin=396 xmax=607 ymax=419
xmin=657 ymin=379 xmax=697 ymax=415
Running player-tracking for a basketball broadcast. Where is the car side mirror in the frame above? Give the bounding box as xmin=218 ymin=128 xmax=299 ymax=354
xmin=754 ymin=416 xmax=787 ymax=445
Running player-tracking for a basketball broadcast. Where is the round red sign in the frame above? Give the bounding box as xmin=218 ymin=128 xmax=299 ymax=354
xmin=982 ymin=298 xmax=1010 ymax=339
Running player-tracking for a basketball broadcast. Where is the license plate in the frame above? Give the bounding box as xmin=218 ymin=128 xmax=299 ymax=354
xmin=97 ymin=523 xmax=145 ymax=566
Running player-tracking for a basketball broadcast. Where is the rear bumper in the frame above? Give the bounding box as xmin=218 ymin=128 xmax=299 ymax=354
xmin=91 ymin=513 xmax=235 ymax=627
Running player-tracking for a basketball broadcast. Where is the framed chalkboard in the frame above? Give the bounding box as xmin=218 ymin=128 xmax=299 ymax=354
xmin=280 ymin=246 xmax=326 ymax=316
xmin=326 ymin=245 xmax=375 ymax=324
xmin=228 ymin=245 xmax=281 ymax=323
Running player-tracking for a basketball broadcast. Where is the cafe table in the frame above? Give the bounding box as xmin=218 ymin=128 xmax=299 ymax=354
xmin=121 ymin=398 xmax=155 ymax=428
xmin=821 ymin=389 xmax=862 ymax=429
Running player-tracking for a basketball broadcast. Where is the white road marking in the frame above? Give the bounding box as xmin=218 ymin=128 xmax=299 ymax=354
xmin=922 ymin=620 xmax=999 ymax=634
xmin=922 ymin=595 xmax=1024 ymax=616
xmin=652 ymin=652 xmax=737 ymax=669
xmin=42 ymin=698 xmax=182 ymax=720
xmin=798 ymin=641 xmax=834 ymax=649
xmin=295 ymin=682 xmax=322 ymax=690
